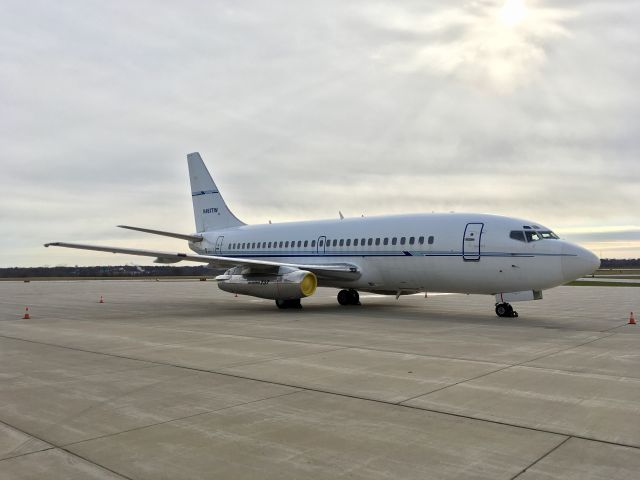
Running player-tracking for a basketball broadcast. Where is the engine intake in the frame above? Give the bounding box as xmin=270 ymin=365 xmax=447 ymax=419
xmin=216 ymin=267 xmax=317 ymax=300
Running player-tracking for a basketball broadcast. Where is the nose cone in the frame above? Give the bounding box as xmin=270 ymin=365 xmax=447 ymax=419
xmin=561 ymin=243 xmax=600 ymax=282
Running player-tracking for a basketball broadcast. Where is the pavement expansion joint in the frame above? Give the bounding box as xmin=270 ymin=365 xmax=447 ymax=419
xmin=2 ymin=332 xmax=639 ymax=452
xmin=61 ymin=389 xmax=304 ymax=449
xmin=509 ymin=436 xmax=572 ymax=480
xmin=0 ymin=446 xmax=56 ymax=464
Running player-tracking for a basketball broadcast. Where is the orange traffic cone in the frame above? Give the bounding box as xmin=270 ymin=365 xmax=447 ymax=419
xmin=629 ymin=312 xmax=636 ymax=325
xmin=22 ymin=307 xmax=30 ymax=319
xmin=99 ymin=296 xmax=104 ymax=304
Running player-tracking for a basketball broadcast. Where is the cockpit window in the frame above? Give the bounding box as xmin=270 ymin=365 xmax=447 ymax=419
xmin=512 ymin=229 xmax=559 ymax=242
xmin=525 ymin=231 xmax=542 ymax=242
xmin=510 ymin=231 xmax=525 ymax=242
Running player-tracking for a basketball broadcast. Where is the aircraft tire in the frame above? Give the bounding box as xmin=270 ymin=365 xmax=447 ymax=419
xmin=276 ymin=299 xmax=302 ymax=309
xmin=337 ymin=290 xmax=351 ymax=306
xmin=349 ymin=289 xmax=361 ymax=305
xmin=495 ymin=303 xmax=513 ymax=317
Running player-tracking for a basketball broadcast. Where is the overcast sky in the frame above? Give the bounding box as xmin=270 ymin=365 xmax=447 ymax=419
xmin=1 ymin=0 xmax=638 ymax=267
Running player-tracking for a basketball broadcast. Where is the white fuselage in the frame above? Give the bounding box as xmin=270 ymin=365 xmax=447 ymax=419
xmin=188 ymin=213 xmax=599 ymax=295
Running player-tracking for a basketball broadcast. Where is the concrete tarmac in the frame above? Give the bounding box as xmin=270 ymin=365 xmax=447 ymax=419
xmin=0 ymin=280 xmax=638 ymax=479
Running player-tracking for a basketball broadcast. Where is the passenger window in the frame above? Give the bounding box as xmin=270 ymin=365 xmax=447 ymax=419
xmin=268 ymin=242 xmax=271 ymax=248
xmin=510 ymin=231 xmax=525 ymax=242
xmin=285 ymin=241 xmax=289 ymax=248
xmin=383 ymin=238 xmax=389 ymax=245
xmin=311 ymin=240 xmax=316 ymax=247
xmin=368 ymin=238 xmax=373 ymax=246
xmin=304 ymin=240 xmax=308 ymax=247
xmin=333 ymin=239 xmax=338 ymax=247
xmin=354 ymin=239 xmax=359 ymax=246
xmin=297 ymin=241 xmax=302 ymax=247
xmin=346 ymin=239 xmax=351 ymax=246
xmin=375 ymin=238 xmax=380 ymax=246
xmin=318 ymin=240 xmax=323 ymax=247
xmin=419 ymin=236 xmax=424 ymax=245
xmin=409 ymin=237 xmax=415 ymax=245
xmin=428 ymin=236 xmax=434 ymax=245
xmin=263 ymin=242 xmax=267 ymax=248
xmin=392 ymin=237 xmax=397 ymax=245
xmin=339 ymin=239 xmax=344 ymax=247
xmin=279 ymin=241 xmax=283 ymax=248
xmin=400 ymin=237 xmax=406 ymax=245
xmin=361 ymin=238 xmax=365 ymax=246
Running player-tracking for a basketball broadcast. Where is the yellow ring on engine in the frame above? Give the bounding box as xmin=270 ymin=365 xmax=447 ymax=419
xmin=300 ymin=272 xmax=317 ymax=297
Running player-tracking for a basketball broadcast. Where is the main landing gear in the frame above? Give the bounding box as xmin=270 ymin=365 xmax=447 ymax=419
xmin=275 ymin=299 xmax=302 ymax=309
xmin=337 ymin=289 xmax=360 ymax=306
xmin=495 ymin=302 xmax=518 ymax=318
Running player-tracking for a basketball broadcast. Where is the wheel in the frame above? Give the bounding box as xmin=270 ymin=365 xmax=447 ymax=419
xmin=275 ymin=299 xmax=302 ymax=309
xmin=337 ymin=290 xmax=351 ymax=306
xmin=496 ymin=303 xmax=515 ymax=317
xmin=349 ymin=289 xmax=361 ymax=305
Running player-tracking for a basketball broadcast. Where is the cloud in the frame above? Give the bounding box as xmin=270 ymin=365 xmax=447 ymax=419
xmin=0 ymin=0 xmax=638 ymax=266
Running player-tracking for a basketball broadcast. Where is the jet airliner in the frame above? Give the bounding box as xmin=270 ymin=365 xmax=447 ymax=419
xmin=45 ymin=152 xmax=600 ymax=316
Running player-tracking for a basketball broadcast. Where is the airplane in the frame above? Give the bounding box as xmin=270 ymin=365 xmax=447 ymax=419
xmin=45 ymin=152 xmax=600 ymax=317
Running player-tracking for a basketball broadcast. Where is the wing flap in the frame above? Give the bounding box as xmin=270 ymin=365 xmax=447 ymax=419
xmin=44 ymin=242 xmax=360 ymax=279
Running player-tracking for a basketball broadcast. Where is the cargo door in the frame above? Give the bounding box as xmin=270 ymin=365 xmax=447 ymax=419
xmin=214 ymin=235 xmax=224 ymax=254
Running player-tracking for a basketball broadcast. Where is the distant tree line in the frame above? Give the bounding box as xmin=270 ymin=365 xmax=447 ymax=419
xmin=600 ymin=258 xmax=640 ymax=269
xmin=0 ymin=265 xmax=215 ymax=278
xmin=0 ymin=258 xmax=638 ymax=278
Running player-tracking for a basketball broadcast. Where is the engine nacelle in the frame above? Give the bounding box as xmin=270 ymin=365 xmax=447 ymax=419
xmin=215 ymin=267 xmax=317 ymax=300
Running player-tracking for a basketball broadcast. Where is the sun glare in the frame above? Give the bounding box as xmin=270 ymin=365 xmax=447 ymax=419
xmin=499 ymin=0 xmax=527 ymax=26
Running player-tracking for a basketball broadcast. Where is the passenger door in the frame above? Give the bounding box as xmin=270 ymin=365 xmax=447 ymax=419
xmin=316 ymin=236 xmax=326 ymax=255
xmin=462 ymin=223 xmax=483 ymax=261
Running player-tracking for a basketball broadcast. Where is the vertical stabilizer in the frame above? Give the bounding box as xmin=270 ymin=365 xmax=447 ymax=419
xmin=187 ymin=152 xmax=245 ymax=232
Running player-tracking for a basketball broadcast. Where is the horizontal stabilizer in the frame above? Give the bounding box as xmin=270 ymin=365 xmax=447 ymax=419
xmin=118 ymin=225 xmax=202 ymax=242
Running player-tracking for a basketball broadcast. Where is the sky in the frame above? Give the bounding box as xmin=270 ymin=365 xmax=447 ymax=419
xmin=1 ymin=0 xmax=638 ymax=267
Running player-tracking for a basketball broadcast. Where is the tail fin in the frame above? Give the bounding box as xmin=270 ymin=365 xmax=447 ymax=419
xmin=187 ymin=152 xmax=245 ymax=232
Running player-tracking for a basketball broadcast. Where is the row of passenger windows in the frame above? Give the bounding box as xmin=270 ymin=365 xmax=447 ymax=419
xmin=228 ymin=235 xmax=435 ymax=250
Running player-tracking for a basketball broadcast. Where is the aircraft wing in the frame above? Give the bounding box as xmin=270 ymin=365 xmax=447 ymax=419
xmin=44 ymin=242 xmax=360 ymax=280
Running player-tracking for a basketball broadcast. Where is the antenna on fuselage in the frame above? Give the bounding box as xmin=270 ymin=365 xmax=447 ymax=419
xmin=339 ymin=211 xmax=344 ymax=220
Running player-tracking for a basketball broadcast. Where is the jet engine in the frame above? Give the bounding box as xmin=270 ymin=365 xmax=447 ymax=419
xmin=216 ymin=266 xmax=317 ymax=300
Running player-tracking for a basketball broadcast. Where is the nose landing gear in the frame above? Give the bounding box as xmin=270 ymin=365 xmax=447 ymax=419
xmin=495 ymin=302 xmax=518 ymax=318
xmin=337 ymin=289 xmax=361 ymax=306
